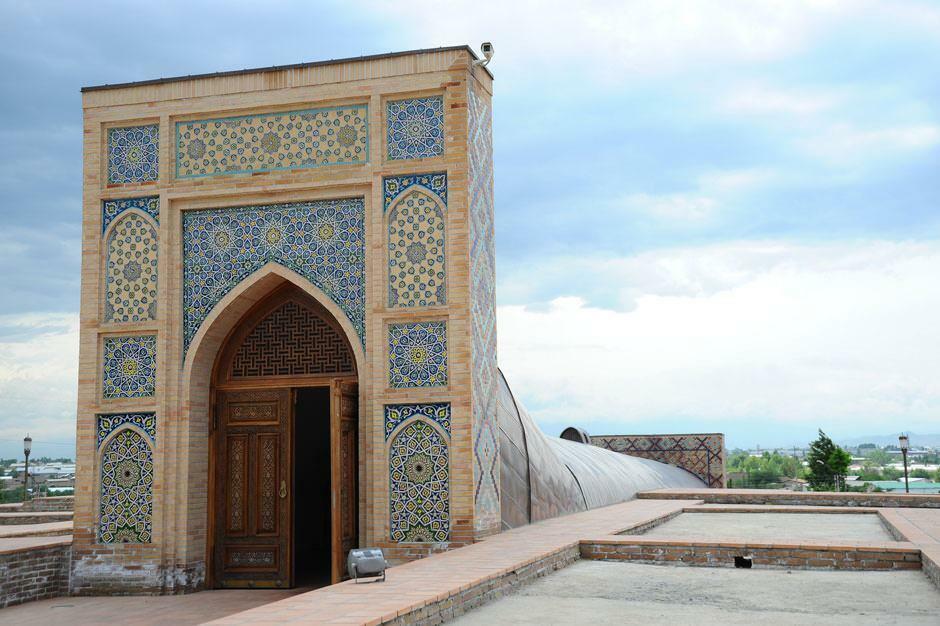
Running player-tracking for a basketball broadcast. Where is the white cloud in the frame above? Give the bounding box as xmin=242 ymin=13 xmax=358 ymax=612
xmin=367 ymin=0 xmax=856 ymax=78
xmin=619 ymin=193 xmax=717 ymax=222
xmin=721 ymin=85 xmax=843 ymax=116
xmin=497 ymin=240 xmax=940 ymax=435
xmin=0 ymin=313 xmax=78 ymax=457
xmin=799 ymin=123 xmax=940 ymax=164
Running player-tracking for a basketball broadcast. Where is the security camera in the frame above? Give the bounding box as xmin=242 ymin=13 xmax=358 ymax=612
xmin=474 ymin=42 xmax=494 ymax=67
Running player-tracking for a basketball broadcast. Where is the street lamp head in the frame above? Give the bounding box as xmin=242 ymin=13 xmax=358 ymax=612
xmin=899 ymin=434 xmax=909 ymax=451
xmin=23 ymin=434 xmax=31 ymax=456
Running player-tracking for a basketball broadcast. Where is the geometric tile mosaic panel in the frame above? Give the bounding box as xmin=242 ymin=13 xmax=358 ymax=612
xmin=97 ymin=413 xmax=156 ymax=448
xmin=102 ymin=335 xmax=156 ymax=399
xmin=388 ymin=321 xmax=447 ymax=388
xmin=467 ymin=84 xmax=500 ymax=532
xmin=591 ymin=433 xmax=726 ymax=488
xmin=389 ymin=419 xmax=449 ymax=542
xmin=107 ymin=125 xmax=159 ymax=185
xmin=98 ymin=427 xmax=154 ymax=543
xmin=386 ymin=96 xmax=444 ymax=161
xmin=383 ymin=172 xmax=447 ymax=209
xmin=387 ymin=181 xmax=447 ymax=308
xmin=175 ymin=105 xmax=368 ymax=178
xmin=384 ymin=403 xmax=451 ymax=440
xmin=182 ymin=198 xmax=365 ymax=352
xmin=102 ymin=196 xmax=159 ymax=233
xmin=105 ymin=213 xmax=158 ymax=323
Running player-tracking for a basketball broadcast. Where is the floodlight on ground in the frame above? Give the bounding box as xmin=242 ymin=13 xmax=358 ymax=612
xmin=347 ymin=548 xmax=389 ymax=583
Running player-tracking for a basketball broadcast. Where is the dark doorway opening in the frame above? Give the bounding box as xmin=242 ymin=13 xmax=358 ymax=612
xmin=293 ymin=386 xmax=333 ymax=587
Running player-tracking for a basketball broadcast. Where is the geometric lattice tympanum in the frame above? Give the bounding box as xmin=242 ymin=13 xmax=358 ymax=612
xmin=98 ymin=418 xmax=155 ymax=543
xmin=388 ymin=417 xmax=450 ymax=543
xmin=386 ymin=96 xmax=445 ymax=161
xmin=102 ymin=335 xmax=157 ymax=399
xmin=386 ymin=175 xmax=447 ymax=308
xmin=105 ymin=212 xmax=158 ymax=323
xmin=388 ymin=321 xmax=448 ymax=388
xmin=230 ymin=299 xmax=354 ymax=378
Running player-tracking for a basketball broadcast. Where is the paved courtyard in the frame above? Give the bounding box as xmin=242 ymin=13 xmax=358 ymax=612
xmin=639 ymin=511 xmax=893 ymax=543
xmin=452 ymin=560 xmax=940 ymax=626
xmin=0 ymin=588 xmax=305 ymax=626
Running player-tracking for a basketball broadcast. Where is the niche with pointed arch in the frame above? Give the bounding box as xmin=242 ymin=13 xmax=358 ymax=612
xmin=96 ymin=413 xmax=156 ymax=544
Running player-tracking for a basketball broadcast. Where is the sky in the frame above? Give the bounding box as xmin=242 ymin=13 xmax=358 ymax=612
xmin=1 ymin=0 xmax=939 ymax=459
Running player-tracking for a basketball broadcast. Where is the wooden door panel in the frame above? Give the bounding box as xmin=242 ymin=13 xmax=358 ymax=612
xmin=333 ymin=381 xmax=358 ymax=581
xmin=215 ymin=389 xmax=291 ymax=587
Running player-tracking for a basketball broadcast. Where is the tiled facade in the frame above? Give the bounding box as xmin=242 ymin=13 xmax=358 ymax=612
xmin=101 ymin=335 xmax=156 ymax=399
xmin=385 ymin=173 xmax=447 ymax=308
xmin=181 ymin=198 xmax=366 ymax=350
xmin=107 ymin=125 xmax=158 ymax=184
xmin=105 ymin=212 xmax=158 ymax=323
xmin=101 ymin=196 xmax=159 ymax=233
xmin=388 ymin=419 xmax=450 ymax=542
xmin=76 ymin=48 xmax=497 ymax=593
xmin=592 ymin=433 xmax=727 ymax=488
xmin=175 ymin=105 xmax=368 ymax=178
xmin=384 ymin=402 xmax=451 ymax=440
xmin=386 ymin=97 xmax=445 ymax=160
xmin=467 ymin=83 xmax=500 ymax=534
xmin=98 ymin=423 xmax=155 ymax=544
xmin=388 ymin=321 xmax=448 ymax=388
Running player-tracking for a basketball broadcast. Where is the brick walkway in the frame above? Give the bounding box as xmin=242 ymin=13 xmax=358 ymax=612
xmin=208 ymin=499 xmax=694 ymax=625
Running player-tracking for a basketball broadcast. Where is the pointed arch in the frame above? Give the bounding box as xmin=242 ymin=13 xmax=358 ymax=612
xmin=98 ymin=425 xmax=154 ymax=544
xmin=387 ymin=186 xmax=447 ymax=308
xmin=103 ymin=209 xmax=158 ymax=323
xmin=388 ymin=417 xmax=450 ymax=544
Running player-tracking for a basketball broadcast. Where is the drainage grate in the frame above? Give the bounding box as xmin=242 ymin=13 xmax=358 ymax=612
xmin=734 ymin=556 xmax=753 ymax=568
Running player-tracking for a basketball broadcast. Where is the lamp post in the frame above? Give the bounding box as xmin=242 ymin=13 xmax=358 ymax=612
xmin=899 ymin=434 xmax=910 ymax=494
xmin=23 ymin=434 xmax=32 ymax=502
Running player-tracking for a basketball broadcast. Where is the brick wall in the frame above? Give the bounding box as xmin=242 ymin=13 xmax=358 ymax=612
xmin=0 ymin=540 xmax=71 ymax=608
xmin=639 ymin=489 xmax=940 ymax=508
xmin=580 ymin=538 xmax=921 ymax=571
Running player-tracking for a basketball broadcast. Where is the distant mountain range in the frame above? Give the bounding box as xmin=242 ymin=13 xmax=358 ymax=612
xmin=835 ymin=433 xmax=940 ymax=448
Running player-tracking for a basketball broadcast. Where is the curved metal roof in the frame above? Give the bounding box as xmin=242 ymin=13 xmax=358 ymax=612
xmin=497 ymin=369 xmax=704 ymax=529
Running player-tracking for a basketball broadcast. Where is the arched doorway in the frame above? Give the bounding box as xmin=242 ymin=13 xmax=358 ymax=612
xmin=207 ymin=284 xmax=358 ymax=588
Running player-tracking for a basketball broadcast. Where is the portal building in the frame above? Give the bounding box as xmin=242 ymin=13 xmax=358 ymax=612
xmin=75 ymin=46 xmax=716 ymax=594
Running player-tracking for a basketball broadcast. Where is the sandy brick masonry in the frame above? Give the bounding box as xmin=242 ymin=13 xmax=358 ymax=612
xmin=639 ymin=487 xmax=940 ymax=508
xmin=0 ymin=536 xmax=72 ymax=609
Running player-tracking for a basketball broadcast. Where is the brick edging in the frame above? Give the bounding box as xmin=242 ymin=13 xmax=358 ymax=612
xmin=384 ymin=545 xmax=580 ymax=625
xmin=580 ymin=537 xmax=921 ymax=571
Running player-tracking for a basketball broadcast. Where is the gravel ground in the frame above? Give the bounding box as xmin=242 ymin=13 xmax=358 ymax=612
xmin=450 ymin=560 xmax=940 ymax=625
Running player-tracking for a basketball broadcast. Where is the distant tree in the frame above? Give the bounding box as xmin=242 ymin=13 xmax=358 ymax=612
xmin=858 ymin=443 xmax=877 ymax=450
xmin=911 ymin=469 xmax=932 ymax=479
xmin=863 ymin=448 xmax=893 ymax=466
xmin=807 ymin=430 xmax=852 ymax=491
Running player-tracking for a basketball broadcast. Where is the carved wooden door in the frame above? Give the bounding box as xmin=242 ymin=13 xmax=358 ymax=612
xmin=215 ymin=388 xmax=292 ymax=587
xmin=331 ymin=380 xmax=358 ymax=582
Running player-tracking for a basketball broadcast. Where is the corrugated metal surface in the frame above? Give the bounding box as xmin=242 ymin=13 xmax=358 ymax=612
xmin=497 ymin=369 xmax=705 ymax=529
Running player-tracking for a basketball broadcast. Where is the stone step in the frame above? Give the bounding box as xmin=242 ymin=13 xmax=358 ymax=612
xmin=0 ymin=521 xmax=72 ymax=538
xmin=0 ymin=512 xmax=72 ymax=525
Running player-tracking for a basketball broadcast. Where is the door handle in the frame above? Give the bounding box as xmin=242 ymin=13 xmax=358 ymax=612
xmin=279 ymin=480 xmax=287 ymax=499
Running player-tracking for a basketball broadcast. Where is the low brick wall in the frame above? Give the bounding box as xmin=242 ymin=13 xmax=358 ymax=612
xmin=922 ymin=547 xmax=940 ymax=590
xmin=23 ymin=497 xmax=74 ymax=512
xmin=0 ymin=512 xmax=72 ymax=526
xmin=639 ymin=489 xmax=940 ymax=508
xmin=386 ymin=546 xmax=580 ymax=625
xmin=580 ymin=537 xmax=921 ymax=571
xmin=0 ymin=538 xmax=71 ymax=608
